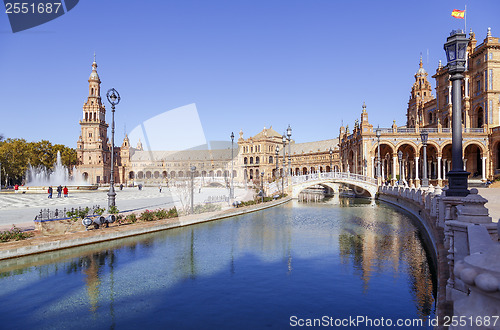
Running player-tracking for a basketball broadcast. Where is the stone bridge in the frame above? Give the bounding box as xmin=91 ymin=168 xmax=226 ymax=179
xmin=290 ymin=172 xmax=378 ymax=198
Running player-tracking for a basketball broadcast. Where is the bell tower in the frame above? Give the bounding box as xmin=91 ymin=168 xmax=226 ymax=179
xmin=76 ymin=55 xmax=110 ymax=184
xmin=407 ymin=57 xmax=434 ymax=127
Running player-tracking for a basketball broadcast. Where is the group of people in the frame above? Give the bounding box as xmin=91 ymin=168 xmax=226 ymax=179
xmin=47 ymin=185 xmax=68 ymax=198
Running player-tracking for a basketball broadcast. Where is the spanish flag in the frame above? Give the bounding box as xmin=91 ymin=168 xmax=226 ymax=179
xmin=451 ymin=9 xmax=465 ymax=19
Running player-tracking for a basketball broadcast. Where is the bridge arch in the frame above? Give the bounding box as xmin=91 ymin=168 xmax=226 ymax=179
xmin=290 ymin=173 xmax=378 ymax=199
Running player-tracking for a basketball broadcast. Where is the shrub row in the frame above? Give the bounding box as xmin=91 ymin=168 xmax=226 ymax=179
xmin=0 ymin=225 xmax=34 ymax=242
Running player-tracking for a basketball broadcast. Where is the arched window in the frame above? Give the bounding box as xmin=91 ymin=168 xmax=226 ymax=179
xmin=429 ymin=112 xmax=433 ymax=123
xmin=244 ymin=157 xmax=248 ymax=164
xmin=85 ymin=113 xmax=88 ymax=121
xmin=256 ymin=157 xmax=260 ymax=164
xmin=269 ymin=156 xmax=273 ymax=164
xmin=250 ymin=157 xmax=254 ymax=164
xmin=91 ymin=87 xmax=94 ymax=95
xmin=477 ymin=107 xmax=484 ymax=128
xmin=129 ymin=171 xmax=135 ymax=179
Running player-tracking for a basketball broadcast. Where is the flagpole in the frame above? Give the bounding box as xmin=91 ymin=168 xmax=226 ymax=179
xmin=464 ymin=5 xmax=467 ymax=33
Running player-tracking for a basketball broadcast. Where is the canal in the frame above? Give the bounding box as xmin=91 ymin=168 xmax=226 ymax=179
xmin=0 ymin=198 xmax=436 ymax=329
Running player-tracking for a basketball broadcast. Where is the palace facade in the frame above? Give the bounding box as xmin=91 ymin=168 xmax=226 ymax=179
xmin=77 ymin=28 xmax=500 ymax=187
xmin=76 ymin=59 xmax=339 ymax=185
xmin=339 ymin=28 xmax=500 ymax=186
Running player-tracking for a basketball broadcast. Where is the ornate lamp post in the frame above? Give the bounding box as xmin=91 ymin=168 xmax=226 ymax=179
xmin=190 ymin=165 xmax=196 ymax=213
xmin=286 ymin=125 xmax=292 ymax=176
xmin=106 ymin=88 xmax=120 ymax=209
xmin=376 ymin=126 xmax=381 ymax=180
xmin=329 ymin=147 xmax=333 ymax=173
xmin=398 ymin=150 xmax=403 ymax=186
xmin=444 ymin=30 xmax=470 ymax=196
xmin=420 ymin=129 xmax=429 ymax=187
xmin=260 ymin=171 xmax=265 ymax=203
xmin=282 ymin=134 xmax=286 ymax=175
xmin=230 ymin=132 xmax=234 ymax=199
xmin=275 ymin=145 xmax=279 ymax=176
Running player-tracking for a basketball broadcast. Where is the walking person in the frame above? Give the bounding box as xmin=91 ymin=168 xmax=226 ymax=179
xmin=57 ymin=185 xmax=62 ymax=198
xmin=63 ymin=186 xmax=68 ymax=198
xmin=159 ymin=184 xmax=162 ymax=193
xmin=14 ymin=184 xmax=19 ymax=193
xmin=48 ymin=186 xmax=53 ymax=199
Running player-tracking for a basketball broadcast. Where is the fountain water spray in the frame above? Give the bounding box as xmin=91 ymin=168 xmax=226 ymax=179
xmin=25 ymin=151 xmax=87 ymax=186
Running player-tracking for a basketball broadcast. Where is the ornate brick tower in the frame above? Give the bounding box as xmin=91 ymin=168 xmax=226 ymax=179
xmin=407 ymin=57 xmax=434 ymax=127
xmin=76 ymin=56 xmax=110 ymax=184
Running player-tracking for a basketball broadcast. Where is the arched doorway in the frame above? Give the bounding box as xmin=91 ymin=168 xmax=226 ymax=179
xmin=464 ymin=143 xmax=483 ymax=178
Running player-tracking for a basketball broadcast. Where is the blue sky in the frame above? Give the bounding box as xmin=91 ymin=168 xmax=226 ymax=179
xmin=1 ymin=0 xmax=498 ymax=147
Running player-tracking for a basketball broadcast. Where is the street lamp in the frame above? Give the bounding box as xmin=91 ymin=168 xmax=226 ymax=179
xmin=444 ymin=29 xmax=470 ymax=196
xmin=230 ymin=132 xmax=234 ymax=199
xmin=190 ymin=165 xmax=196 ymax=214
xmin=275 ymin=145 xmax=279 ymax=176
xmin=106 ymin=88 xmax=120 ymax=209
xmin=420 ymin=129 xmax=429 ymax=187
xmin=282 ymin=134 xmax=286 ymax=176
xmin=260 ymin=171 xmax=264 ymax=203
xmin=329 ymin=147 xmax=333 ymax=173
xmin=376 ymin=126 xmax=381 ymax=180
xmin=286 ymin=125 xmax=292 ymax=176
xmin=398 ymin=150 xmax=403 ymax=186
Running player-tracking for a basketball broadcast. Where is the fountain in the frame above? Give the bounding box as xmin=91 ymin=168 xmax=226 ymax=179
xmin=23 ymin=151 xmax=94 ymax=192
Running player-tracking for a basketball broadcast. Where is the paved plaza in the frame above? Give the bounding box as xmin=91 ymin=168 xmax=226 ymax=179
xmin=0 ymin=186 xmax=251 ymax=230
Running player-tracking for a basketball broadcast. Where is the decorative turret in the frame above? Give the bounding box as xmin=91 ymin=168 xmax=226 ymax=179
xmin=407 ymin=57 xmax=433 ymax=127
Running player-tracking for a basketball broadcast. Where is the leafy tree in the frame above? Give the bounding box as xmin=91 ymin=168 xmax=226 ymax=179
xmin=0 ymin=138 xmax=77 ymax=185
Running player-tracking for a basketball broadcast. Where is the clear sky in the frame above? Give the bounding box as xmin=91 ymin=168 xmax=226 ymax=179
xmin=1 ymin=0 xmax=498 ymax=148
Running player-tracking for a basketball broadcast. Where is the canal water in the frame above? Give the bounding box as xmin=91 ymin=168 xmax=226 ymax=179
xmin=0 ymin=198 xmax=436 ymax=329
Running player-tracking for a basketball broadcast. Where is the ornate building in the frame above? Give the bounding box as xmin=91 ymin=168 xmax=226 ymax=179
xmin=76 ymin=59 xmax=340 ymax=186
xmin=237 ymin=127 xmax=340 ymax=184
xmin=340 ymin=28 xmax=500 ymax=185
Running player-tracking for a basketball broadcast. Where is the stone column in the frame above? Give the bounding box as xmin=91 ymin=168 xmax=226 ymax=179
xmin=428 ymin=160 xmax=432 ymax=180
xmin=415 ymin=156 xmax=419 ymax=179
xmin=370 ymin=156 xmax=375 ymax=178
xmin=482 ymin=157 xmax=487 ymax=181
xmin=463 ymin=158 xmax=467 ymax=171
xmin=437 ymin=157 xmax=442 ymax=180
xmin=392 ymin=154 xmax=397 ymax=185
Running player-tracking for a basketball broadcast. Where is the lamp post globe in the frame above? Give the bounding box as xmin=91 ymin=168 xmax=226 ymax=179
xmin=190 ymin=165 xmax=196 ymax=214
xmin=286 ymin=125 xmax=292 ymax=176
xmin=376 ymin=126 xmax=381 ymax=180
xmin=106 ymin=88 xmax=120 ymax=209
xmin=230 ymin=132 xmax=234 ymax=199
xmin=444 ymin=30 xmax=470 ymax=196
xmin=260 ymin=171 xmax=264 ymax=203
xmin=398 ymin=150 xmax=403 ymax=185
xmin=282 ymin=134 xmax=286 ymax=175
xmin=329 ymin=147 xmax=333 ymax=173
xmin=275 ymin=145 xmax=279 ymax=177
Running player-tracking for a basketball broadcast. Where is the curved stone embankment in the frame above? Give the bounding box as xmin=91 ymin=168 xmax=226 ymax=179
xmin=0 ymin=197 xmax=291 ymax=261
xmin=378 ymin=184 xmax=500 ymax=328
xmin=377 ymin=185 xmax=451 ymax=326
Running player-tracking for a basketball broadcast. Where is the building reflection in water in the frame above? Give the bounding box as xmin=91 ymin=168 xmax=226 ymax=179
xmin=0 ymin=197 xmax=434 ymax=326
xmin=337 ymin=202 xmax=435 ymax=319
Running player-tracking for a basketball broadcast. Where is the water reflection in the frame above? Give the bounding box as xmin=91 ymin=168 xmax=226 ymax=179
xmin=0 ymin=198 xmax=435 ymax=329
